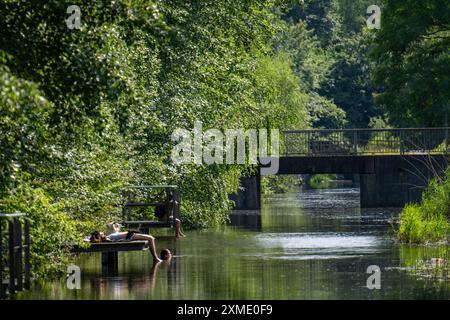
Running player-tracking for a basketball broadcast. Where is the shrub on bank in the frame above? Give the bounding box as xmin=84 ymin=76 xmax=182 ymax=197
xmin=398 ymin=168 xmax=450 ymax=243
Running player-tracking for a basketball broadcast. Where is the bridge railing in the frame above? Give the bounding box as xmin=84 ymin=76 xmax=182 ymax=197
xmin=282 ymin=127 xmax=450 ymax=156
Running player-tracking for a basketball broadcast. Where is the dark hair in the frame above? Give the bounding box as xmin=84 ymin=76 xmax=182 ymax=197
xmin=90 ymin=231 xmax=101 ymax=243
xmin=160 ymin=248 xmax=172 ymax=260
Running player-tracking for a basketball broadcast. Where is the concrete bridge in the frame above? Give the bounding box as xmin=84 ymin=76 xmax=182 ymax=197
xmin=230 ymin=128 xmax=449 ymax=209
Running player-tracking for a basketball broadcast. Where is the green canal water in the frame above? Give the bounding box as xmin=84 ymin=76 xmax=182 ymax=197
xmin=17 ymin=187 xmax=449 ymax=299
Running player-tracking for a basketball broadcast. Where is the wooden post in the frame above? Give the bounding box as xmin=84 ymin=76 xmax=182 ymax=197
xmin=14 ymin=218 xmax=23 ymax=291
xmin=0 ymin=213 xmax=28 ymax=294
xmin=24 ymin=219 xmax=30 ymax=290
xmin=101 ymin=252 xmax=118 ymax=275
xmin=111 ymin=252 xmax=118 ymax=275
xmin=8 ymin=220 xmax=15 ymax=294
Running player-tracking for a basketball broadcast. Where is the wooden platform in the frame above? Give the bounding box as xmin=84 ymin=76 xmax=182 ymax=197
xmin=70 ymin=241 xmax=151 ymax=275
xmin=70 ymin=241 xmax=148 ymax=253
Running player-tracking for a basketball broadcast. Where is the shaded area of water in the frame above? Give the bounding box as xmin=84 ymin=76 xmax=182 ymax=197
xmin=18 ymin=187 xmax=449 ymax=299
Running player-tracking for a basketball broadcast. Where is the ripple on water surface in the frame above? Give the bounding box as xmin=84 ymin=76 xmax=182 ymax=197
xmin=253 ymin=232 xmax=383 ymax=260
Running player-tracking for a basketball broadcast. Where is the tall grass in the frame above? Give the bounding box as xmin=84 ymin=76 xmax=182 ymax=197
xmin=398 ymin=168 xmax=450 ymax=243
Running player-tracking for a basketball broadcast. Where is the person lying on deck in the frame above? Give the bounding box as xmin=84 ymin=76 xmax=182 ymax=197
xmin=155 ymin=191 xmax=186 ymax=238
xmin=90 ymin=223 xmax=161 ymax=263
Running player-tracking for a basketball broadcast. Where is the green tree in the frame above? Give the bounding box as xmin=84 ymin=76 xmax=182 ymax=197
xmin=0 ymin=58 xmax=50 ymax=193
xmin=371 ymin=0 xmax=450 ymax=126
xmin=279 ymin=1 xmax=383 ymax=129
xmin=319 ymin=34 xmax=382 ymax=128
xmin=253 ymin=52 xmax=309 ymax=130
xmin=276 ymin=20 xmax=347 ymax=128
xmin=284 ymin=0 xmax=341 ymax=47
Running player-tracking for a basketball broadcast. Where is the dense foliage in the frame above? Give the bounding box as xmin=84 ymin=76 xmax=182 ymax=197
xmin=280 ymin=0 xmax=383 ymax=129
xmin=371 ymin=0 xmax=450 ymax=127
xmin=0 ymin=0 xmax=309 ymax=275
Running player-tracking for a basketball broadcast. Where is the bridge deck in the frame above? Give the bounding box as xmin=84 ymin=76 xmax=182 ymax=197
xmin=274 ymin=154 xmax=448 ymax=175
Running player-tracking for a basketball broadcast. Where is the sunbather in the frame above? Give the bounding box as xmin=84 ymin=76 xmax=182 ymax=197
xmin=90 ymin=223 xmax=161 ymax=262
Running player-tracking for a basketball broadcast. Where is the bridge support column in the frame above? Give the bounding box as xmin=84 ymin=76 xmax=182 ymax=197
xmin=360 ymin=173 xmax=410 ymax=208
xmin=229 ymin=174 xmax=261 ymax=210
xmin=359 ymin=156 xmax=446 ymax=208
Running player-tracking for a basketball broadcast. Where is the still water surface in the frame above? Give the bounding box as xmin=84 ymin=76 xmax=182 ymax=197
xmin=19 ymin=187 xmax=449 ymax=299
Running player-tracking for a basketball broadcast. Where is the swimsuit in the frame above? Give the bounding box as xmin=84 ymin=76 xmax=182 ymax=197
xmin=107 ymin=232 xmax=124 ymax=241
xmin=126 ymin=230 xmax=139 ymax=240
xmin=107 ymin=230 xmax=140 ymax=241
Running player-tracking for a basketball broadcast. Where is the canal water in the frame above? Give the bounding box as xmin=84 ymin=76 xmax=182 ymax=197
xmin=18 ymin=187 xmax=449 ymax=299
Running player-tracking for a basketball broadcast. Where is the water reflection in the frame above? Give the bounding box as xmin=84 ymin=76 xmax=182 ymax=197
xmin=16 ymin=187 xmax=449 ymax=300
xmin=88 ymin=256 xmax=178 ymax=299
xmin=229 ymin=210 xmax=261 ymax=230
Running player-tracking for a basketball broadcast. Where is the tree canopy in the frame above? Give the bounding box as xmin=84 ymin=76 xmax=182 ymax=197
xmin=371 ymin=0 xmax=450 ymax=126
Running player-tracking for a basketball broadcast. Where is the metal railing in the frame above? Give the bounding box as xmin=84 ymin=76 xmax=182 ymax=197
xmin=283 ymin=128 xmax=450 ymax=156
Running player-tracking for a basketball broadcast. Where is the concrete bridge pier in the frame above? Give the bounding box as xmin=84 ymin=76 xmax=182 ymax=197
xmin=229 ymin=174 xmax=261 ymax=210
xmin=359 ymin=172 xmax=417 ymax=208
xmin=359 ymin=156 xmax=446 ymax=208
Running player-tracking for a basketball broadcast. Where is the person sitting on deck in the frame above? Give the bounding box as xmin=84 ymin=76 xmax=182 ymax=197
xmin=90 ymin=223 xmax=161 ymax=263
xmin=155 ymin=192 xmax=186 ymax=238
